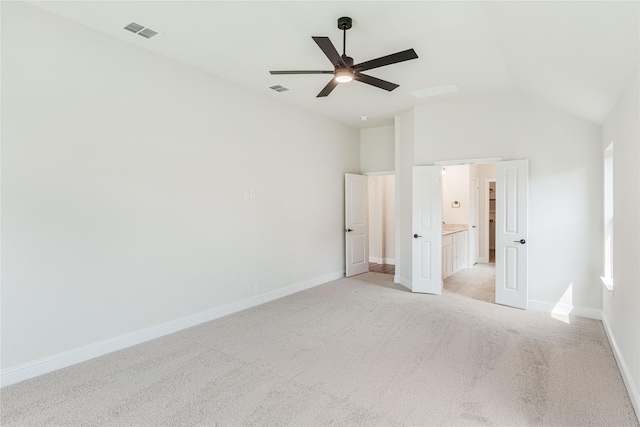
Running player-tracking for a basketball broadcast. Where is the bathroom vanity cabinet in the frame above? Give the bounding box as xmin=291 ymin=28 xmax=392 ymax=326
xmin=442 ymin=229 xmax=468 ymax=279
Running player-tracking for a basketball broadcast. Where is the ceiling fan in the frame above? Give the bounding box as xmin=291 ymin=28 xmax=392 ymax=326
xmin=270 ymin=17 xmax=418 ymax=98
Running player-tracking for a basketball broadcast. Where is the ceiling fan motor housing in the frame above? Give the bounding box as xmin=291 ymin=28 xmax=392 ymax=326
xmin=337 ymin=16 xmax=352 ymax=30
xmin=342 ymin=55 xmax=354 ymax=67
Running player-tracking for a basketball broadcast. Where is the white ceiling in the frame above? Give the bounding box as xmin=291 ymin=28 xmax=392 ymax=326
xmin=27 ymin=1 xmax=639 ymax=129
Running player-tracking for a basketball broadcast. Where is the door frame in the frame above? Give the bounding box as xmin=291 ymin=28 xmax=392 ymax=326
xmin=483 ymin=178 xmax=496 ymax=264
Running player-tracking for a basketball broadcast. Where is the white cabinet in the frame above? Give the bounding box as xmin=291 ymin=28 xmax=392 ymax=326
xmin=442 ymin=230 xmax=468 ymax=279
xmin=442 ymin=235 xmax=453 ymax=278
xmin=456 ymin=231 xmax=468 ymax=269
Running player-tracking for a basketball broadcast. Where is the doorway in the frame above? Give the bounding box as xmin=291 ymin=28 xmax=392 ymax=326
xmin=487 ymin=180 xmax=496 ymax=264
xmin=367 ymin=174 xmax=395 ymax=276
xmin=412 ymin=160 xmax=528 ymax=309
xmin=440 ymin=163 xmax=497 ymax=303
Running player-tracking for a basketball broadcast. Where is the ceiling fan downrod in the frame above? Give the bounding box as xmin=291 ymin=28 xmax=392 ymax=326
xmin=338 ymin=16 xmax=352 ymax=60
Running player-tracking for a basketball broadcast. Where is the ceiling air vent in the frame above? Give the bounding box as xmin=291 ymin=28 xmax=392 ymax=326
xmin=124 ymin=22 xmax=144 ymax=33
xmin=123 ymin=22 xmax=159 ymax=39
xmin=138 ymin=28 xmax=159 ymax=39
xmin=269 ymin=85 xmax=290 ymax=93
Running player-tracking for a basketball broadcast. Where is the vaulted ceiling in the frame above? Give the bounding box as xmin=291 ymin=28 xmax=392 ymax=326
xmin=26 ymin=1 xmax=639 ymax=129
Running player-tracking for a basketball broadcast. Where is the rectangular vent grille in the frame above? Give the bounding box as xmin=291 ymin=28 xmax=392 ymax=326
xmin=269 ymin=85 xmax=289 ymax=93
xmin=123 ymin=22 xmax=159 ymax=39
xmin=124 ymin=22 xmax=144 ymax=33
xmin=138 ymin=28 xmax=159 ymax=39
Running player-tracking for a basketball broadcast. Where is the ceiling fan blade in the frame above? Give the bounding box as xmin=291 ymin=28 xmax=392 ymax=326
xmin=353 ymin=49 xmax=418 ymax=72
xmin=316 ymin=78 xmax=339 ymax=97
xmin=312 ymin=36 xmax=347 ymax=68
xmin=270 ymin=70 xmax=334 ymax=75
xmin=354 ymin=73 xmax=399 ymax=92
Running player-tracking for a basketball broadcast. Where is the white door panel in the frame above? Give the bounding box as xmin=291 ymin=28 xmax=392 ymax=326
xmin=495 ymin=160 xmax=528 ymax=309
xmin=412 ymin=166 xmax=442 ymax=294
xmin=345 ymin=174 xmax=369 ymax=277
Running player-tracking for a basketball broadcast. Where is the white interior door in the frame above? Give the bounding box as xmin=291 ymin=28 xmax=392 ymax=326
xmin=345 ymin=174 xmax=368 ymax=277
xmin=495 ymin=160 xmax=528 ymax=309
xmin=412 ymin=166 xmax=442 ymax=294
xmin=470 ymin=177 xmax=480 ymax=266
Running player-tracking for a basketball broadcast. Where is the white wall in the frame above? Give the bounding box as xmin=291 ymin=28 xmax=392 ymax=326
xmin=1 ymin=2 xmax=360 ymax=370
xmin=394 ymin=111 xmax=415 ymax=289
xmin=602 ymin=68 xmax=640 ymax=414
xmin=368 ymin=175 xmax=395 ymax=264
xmin=361 ymin=127 xmax=396 ymax=265
xmin=411 ymin=93 xmax=603 ymax=310
xmin=361 ymin=125 xmax=394 ymax=174
xmin=442 ymin=165 xmax=470 ymax=225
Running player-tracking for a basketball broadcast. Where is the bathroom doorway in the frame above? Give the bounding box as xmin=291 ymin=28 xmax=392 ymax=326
xmin=441 ymin=164 xmax=497 ymax=303
xmin=367 ymin=174 xmax=395 ymax=276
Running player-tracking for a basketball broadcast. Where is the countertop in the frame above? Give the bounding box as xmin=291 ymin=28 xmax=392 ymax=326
xmin=442 ymin=224 xmax=468 ymax=236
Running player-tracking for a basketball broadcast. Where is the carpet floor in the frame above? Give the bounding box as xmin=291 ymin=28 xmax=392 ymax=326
xmin=1 ymin=272 xmax=638 ymax=426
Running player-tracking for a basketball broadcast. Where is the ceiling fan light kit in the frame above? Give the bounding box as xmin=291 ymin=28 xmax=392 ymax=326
xmin=335 ymin=69 xmax=354 ymax=83
xmin=270 ymin=17 xmax=418 ymax=97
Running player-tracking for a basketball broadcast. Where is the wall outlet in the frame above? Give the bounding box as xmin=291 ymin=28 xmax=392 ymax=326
xmin=244 ymin=190 xmax=256 ymax=201
xmin=254 ymin=282 xmax=260 ymax=293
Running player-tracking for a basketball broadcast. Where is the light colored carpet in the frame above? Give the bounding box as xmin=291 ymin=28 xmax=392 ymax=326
xmin=1 ymin=272 xmax=638 ymax=426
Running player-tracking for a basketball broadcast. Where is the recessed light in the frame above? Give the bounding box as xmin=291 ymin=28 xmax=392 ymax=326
xmin=361 ymin=116 xmax=368 ymax=121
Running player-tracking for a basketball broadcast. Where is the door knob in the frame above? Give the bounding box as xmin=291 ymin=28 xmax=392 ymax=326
xmin=472 ymin=225 xmax=477 ymax=228
xmin=345 ymin=228 xmax=353 ymax=232
xmin=413 ymin=234 xmax=422 ymax=238
xmin=513 ymin=239 xmax=526 ymax=244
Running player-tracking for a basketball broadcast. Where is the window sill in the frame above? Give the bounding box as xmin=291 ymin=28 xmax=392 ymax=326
xmin=601 ymin=276 xmax=614 ymax=293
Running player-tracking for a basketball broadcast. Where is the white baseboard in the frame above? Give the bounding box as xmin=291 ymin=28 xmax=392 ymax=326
xmin=602 ymin=315 xmax=640 ymax=420
xmin=0 ymin=271 xmax=344 ymax=388
xmin=369 ymin=257 xmax=396 ymax=265
xmin=528 ymin=299 xmax=602 ymax=320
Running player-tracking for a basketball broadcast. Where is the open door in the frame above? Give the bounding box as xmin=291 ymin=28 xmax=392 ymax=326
xmin=412 ymin=166 xmax=443 ymax=294
xmin=345 ymin=174 xmax=369 ymax=277
xmin=495 ymin=160 xmax=528 ymax=309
